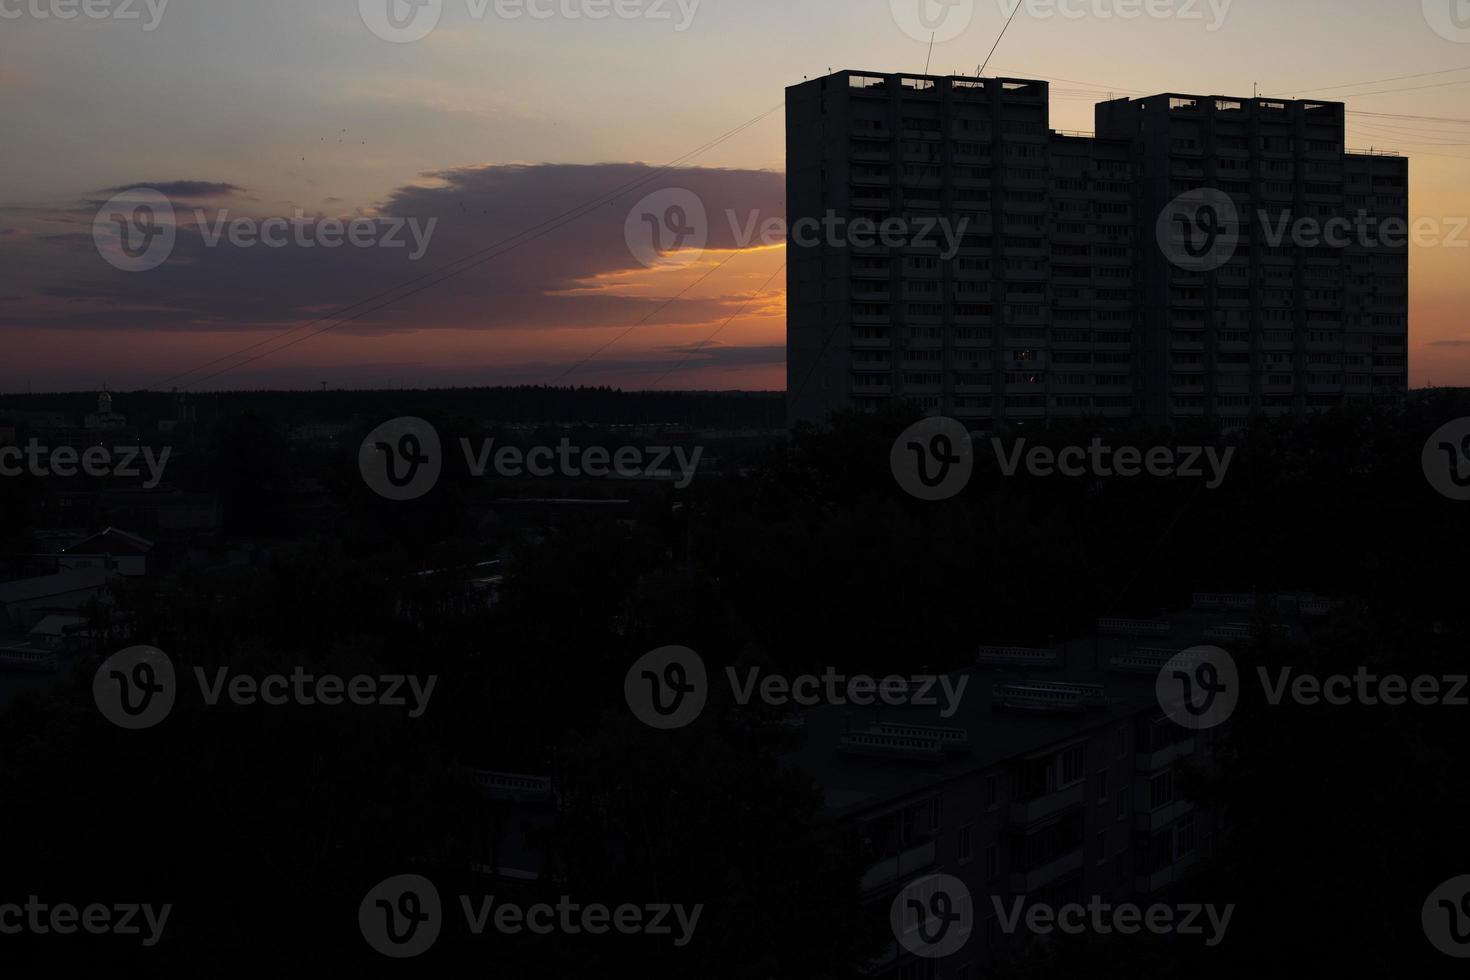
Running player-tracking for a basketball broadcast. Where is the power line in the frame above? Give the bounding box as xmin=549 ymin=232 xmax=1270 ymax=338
xmin=977 ymin=3 xmax=1025 ymax=78
xmin=1269 ymin=65 xmax=1470 ymax=97
xmin=648 ymin=261 xmax=785 ymax=390
xmin=1391 ymin=149 xmax=1470 ymax=161
xmin=1322 ymin=78 xmax=1470 ymax=100
xmin=985 ymin=66 xmax=1143 ymax=94
xmin=549 ymin=247 xmax=750 ymax=385
xmin=157 ymin=103 xmax=782 ymax=390
xmin=1349 ymin=109 xmax=1470 ymax=125
xmin=165 ymin=105 xmax=778 ymax=389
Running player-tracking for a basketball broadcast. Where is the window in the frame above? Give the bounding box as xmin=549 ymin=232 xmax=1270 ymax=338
xmin=959 ymin=824 xmax=974 ymax=864
xmin=1060 ymin=744 xmax=1086 ymax=787
xmin=1177 ymin=814 xmax=1197 ymax=856
xmin=1149 ymin=771 xmax=1175 ymax=811
xmin=1116 ymin=728 xmax=1128 ymax=758
xmin=1096 ymin=769 xmax=1109 ymax=801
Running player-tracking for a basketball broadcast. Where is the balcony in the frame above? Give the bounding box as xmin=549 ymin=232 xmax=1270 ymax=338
xmin=1010 ymin=847 xmax=1084 ymax=894
xmin=1135 ymin=799 xmax=1194 ymax=834
xmin=471 ymin=770 xmax=554 ymax=804
xmin=860 ymin=838 xmax=937 ymax=893
xmin=1010 ymin=782 xmax=1085 ymax=827
xmin=1135 ymin=851 xmax=1199 ymax=895
xmin=1135 ymin=738 xmax=1196 ymax=773
xmin=0 ymin=649 xmax=59 ymax=673
xmin=1002 ymin=174 xmax=1048 ymax=191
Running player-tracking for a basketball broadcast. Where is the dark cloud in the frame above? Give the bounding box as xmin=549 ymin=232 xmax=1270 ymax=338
xmin=98 ymin=181 xmax=246 ymax=199
xmin=2 ymin=163 xmax=786 ymax=340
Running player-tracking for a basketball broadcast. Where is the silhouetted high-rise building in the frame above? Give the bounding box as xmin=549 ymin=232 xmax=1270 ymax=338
xmin=785 ymin=71 xmax=1409 ymax=427
xmin=1096 ymin=92 xmax=1409 ymax=425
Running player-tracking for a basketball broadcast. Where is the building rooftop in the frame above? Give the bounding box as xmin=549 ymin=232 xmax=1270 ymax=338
xmin=0 ymin=568 xmax=110 ymax=605
xmin=62 ymin=527 xmax=154 ymax=557
xmin=786 ymin=603 xmax=1292 ymax=820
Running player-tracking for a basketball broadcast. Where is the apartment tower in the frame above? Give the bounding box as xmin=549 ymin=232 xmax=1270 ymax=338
xmin=785 ymin=71 xmax=1409 ymax=428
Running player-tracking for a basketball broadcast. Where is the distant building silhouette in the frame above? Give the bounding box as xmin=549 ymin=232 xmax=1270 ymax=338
xmin=85 ymin=390 xmax=128 ymax=431
xmin=785 ymin=71 xmax=1409 ymax=427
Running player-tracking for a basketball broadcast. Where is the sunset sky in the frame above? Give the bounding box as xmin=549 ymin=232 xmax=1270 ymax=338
xmin=3 ymin=0 xmax=1469 ymax=392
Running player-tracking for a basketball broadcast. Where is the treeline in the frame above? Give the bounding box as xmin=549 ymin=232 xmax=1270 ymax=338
xmin=0 ymin=385 xmax=785 ymax=431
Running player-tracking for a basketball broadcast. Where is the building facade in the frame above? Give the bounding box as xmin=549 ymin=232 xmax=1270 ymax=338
xmin=795 ymin=592 xmax=1327 ymax=976
xmin=785 ymin=71 xmax=1409 ymax=428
